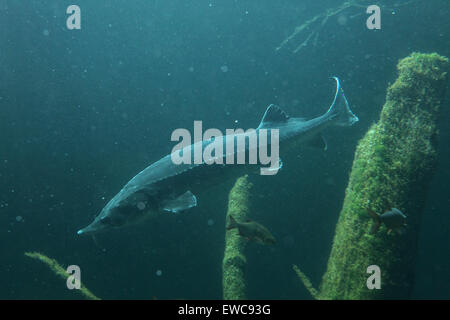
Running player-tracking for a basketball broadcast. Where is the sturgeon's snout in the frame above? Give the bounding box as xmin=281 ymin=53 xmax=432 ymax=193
xmin=76 ymin=219 xmax=104 ymax=236
xmin=76 ymin=226 xmax=94 ymax=236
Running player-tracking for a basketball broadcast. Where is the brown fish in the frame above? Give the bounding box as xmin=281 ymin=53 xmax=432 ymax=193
xmin=226 ymin=215 xmax=276 ymax=245
xmin=368 ymin=208 xmax=407 ymax=235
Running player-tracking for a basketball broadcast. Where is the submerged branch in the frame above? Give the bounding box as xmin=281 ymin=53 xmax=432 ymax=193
xmin=277 ymin=0 xmax=419 ymax=54
xmin=25 ymin=251 xmax=101 ymax=300
xmin=292 ymin=264 xmax=320 ymax=300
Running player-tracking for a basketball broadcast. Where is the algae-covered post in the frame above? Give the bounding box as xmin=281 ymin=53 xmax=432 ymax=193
xmin=222 ymin=175 xmax=253 ymax=300
xmin=294 ymin=52 xmax=449 ymax=299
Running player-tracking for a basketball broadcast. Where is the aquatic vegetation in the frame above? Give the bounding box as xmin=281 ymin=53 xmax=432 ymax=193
xmin=24 ymin=252 xmax=100 ymax=300
xmin=293 ymin=52 xmax=449 ymax=299
xmin=222 ymin=175 xmax=253 ymax=300
xmin=292 ymin=265 xmax=319 ymax=299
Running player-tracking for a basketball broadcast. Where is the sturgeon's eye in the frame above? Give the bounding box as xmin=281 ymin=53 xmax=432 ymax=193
xmin=137 ymin=201 xmax=146 ymax=210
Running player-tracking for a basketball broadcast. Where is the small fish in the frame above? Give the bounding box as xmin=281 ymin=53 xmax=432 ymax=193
xmin=226 ymin=215 xmax=276 ymax=245
xmin=368 ymin=208 xmax=407 ymax=235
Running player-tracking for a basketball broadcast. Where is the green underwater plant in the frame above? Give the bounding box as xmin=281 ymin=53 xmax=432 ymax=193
xmin=293 ymin=52 xmax=449 ymax=299
xmin=24 ymin=251 xmax=100 ymax=300
xmin=222 ymin=175 xmax=253 ymax=300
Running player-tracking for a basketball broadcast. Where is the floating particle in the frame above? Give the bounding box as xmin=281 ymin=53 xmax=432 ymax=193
xmin=220 ymin=65 xmax=229 ymax=73
xmin=282 ymin=235 xmax=295 ymax=247
xmin=207 ymin=218 xmax=214 ymax=226
xmin=156 ymin=270 xmax=162 ymax=276
xmin=188 ymin=66 xmax=194 ymax=72
xmin=337 ymin=15 xmax=348 ymax=26
xmin=16 ymin=216 xmax=23 ymax=222
xmin=43 ymin=29 xmax=50 ymax=36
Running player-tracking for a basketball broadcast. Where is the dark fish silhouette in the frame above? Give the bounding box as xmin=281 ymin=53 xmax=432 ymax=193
xmin=369 ymin=208 xmax=407 ymax=235
xmin=226 ymin=215 xmax=276 ymax=245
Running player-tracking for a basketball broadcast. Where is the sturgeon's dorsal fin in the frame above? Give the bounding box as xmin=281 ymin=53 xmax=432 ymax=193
xmin=257 ymin=104 xmax=290 ymax=129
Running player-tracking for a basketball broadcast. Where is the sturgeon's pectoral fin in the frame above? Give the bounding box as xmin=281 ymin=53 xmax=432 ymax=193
xmin=162 ymin=190 xmax=197 ymax=213
xmin=260 ymin=158 xmax=283 ymax=175
xmin=307 ymin=134 xmax=327 ymax=151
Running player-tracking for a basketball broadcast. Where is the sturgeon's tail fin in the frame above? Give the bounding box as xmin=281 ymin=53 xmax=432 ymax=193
xmin=368 ymin=209 xmax=381 ymax=234
xmin=326 ymin=77 xmax=359 ymax=126
xmin=226 ymin=215 xmax=238 ymax=230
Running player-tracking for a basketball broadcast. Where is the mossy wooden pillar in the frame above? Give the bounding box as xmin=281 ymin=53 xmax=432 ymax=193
xmin=222 ymin=175 xmax=252 ymax=300
xmin=296 ymin=52 xmax=449 ymax=299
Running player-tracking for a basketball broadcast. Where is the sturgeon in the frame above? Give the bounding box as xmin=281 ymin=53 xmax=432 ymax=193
xmin=77 ymin=77 xmax=358 ymax=235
